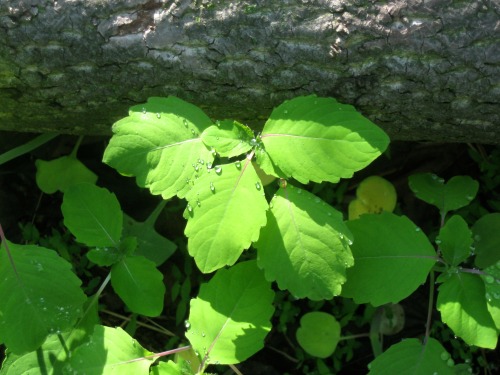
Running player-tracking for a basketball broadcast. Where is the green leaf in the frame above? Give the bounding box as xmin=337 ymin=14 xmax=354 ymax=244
xmin=185 ymin=261 xmax=274 ymax=365
xmin=87 ymin=246 xmax=123 ymax=266
xmin=296 ymin=312 xmax=341 ymax=358
xmin=408 ymin=174 xmax=479 ymax=215
xmin=0 ymin=300 xmax=99 ymax=374
xmin=201 ymin=120 xmax=253 ymax=158
xmin=111 ymin=256 xmax=165 ymax=317
xmin=437 ymin=215 xmax=472 ymax=266
xmin=482 ymin=261 xmax=500 ymax=331
xmin=123 ymin=201 xmax=176 ymax=266
xmin=255 ymin=185 xmax=353 ymax=300
xmin=62 ymin=183 xmax=123 ymax=248
xmin=35 ymin=156 xmax=97 ymax=194
xmin=184 ymin=160 xmax=268 ymax=273
xmin=151 ymin=361 xmax=184 ymax=375
xmin=368 ymin=338 xmax=455 ymax=375
xmin=102 ymin=96 xmax=214 ymax=199
xmin=0 ymin=242 xmax=86 ymax=354
xmin=342 ymin=213 xmax=436 ymax=306
xmin=472 ymin=213 xmax=500 ymax=269
xmin=437 ymin=272 xmax=497 ymax=348
xmin=67 ymin=325 xmax=154 ymax=375
xmin=259 ymin=95 xmax=389 ymax=184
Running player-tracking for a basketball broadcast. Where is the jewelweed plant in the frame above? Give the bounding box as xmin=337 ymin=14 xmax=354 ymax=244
xmin=0 ymin=95 xmax=499 ymax=374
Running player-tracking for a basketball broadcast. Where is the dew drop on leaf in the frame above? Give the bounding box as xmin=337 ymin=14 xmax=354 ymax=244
xmin=184 ymin=320 xmax=191 ymax=329
xmin=255 ymin=182 xmax=261 ymax=190
xmin=215 ymin=166 xmax=222 ymax=174
xmin=440 ymin=351 xmax=449 ymax=361
xmin=183 ymin=119 xmax=188 ymax=127
xmin=210 ymin=182 xmax=215 ymax=192
xmin=484 ymin=275 xmax=494 ymax=284
xmin=142 ymin=107 xmax=146 ymax=114
xmin=235 ymin=161 xmax=241 ymax=169
xmin=187 ymin=204 xmax=193 ymax=212
xmin=156 ymin=113 xmax=161 ymax=119
xmin=207 ymin=162 xmax=213 ymax=169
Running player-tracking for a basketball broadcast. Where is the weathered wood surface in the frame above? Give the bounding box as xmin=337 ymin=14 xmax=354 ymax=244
xmin=0 ymin=0 xmax=499 ymax=143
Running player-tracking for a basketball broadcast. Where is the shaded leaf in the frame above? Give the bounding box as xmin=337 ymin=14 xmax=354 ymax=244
xmin=185 ymin=261 xmax=274 ymax=365
xmin=67 ymin=325 xmax=154 ymax=375
xmin=368 ymin=338 xmax=456 ymax=375
xmin=201 ymin=120 xmax=253 ymax=158
xmin=342 ymin=213 xmax=436 ymax=306
xmin=437 ymin=272 xmax=497 ymax=348
xmin=482 ymin=261 xmax=500 ymax=331
xmin=111 ymin=256 xmax=165 ymax=317
xmin=472 ymin=213 xmax=500 ymax=269
xmin=260 ymin=95 xmax=389 ymax=184
xmin=102 ymin=96 xmax=214 ymax=199
xmin=437 ymin=215 xmax=472 ymax=266
xmin=36 ymin=156 xmax=97 ymax=194
xmin=0 ymin=242 xmax=86 ymax=354
xmin=296 ymin=312 xmax=340 ymax=358
xmin=408 ymin=174 xmax=479 ymax=215
xmin=184 ymin=160 xmax=268 ymax=273
xmin=62 ymin=183 xmax=122 ymax=248
xmin=123 ymin=201 xmax=176 ymax=266
xmin=255 ymin=185 xmax=353 ymax=300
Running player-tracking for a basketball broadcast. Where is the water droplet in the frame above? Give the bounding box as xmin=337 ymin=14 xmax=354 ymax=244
xmin=198 ymin=159 xmax=204 ymax=165
xmin=486 ymin=293 xmax=492 ymax=301
xmin=207 ymin=162 xmax=213 ymax=169
xmin=484 ymin=275 xmax=494 ymax=284
xmin=142 ymin=107 xmax=146 ymax=114
xmin=215 ymin=166 xmax=222 ymax=174
xmin=255 ymin=182 xmax=261 ymax=190
xmin=250 ymin=138 xmax=258 ymax=147
xmin=466 ymin=195 xmax=474 ymax=201
xmin=40 ymin=297 xmax=45 ymax=303
xmin=210 ymin=147 xmax=217 ymax=156
xmin=187 ymin=204 xmax=193 ymax=212
xmin=284 ymin=109 xmax=288 ymax=114
xmin=415 ymin=227 xmax=421 ymax=232
xmin=431 ymin=174 xmax=438 ymax=180
xmin=474 ymin=234 xmax=481 ymax=242
xmin=210 ymin=182 xmax=215 ymax=192
xmin=314 ymin=197 xmax=320 ymax=203
xmin=36 ymin=263 xmax=44 ymax=271
xmin=327 ymin=212 xmax=332 ymax=216
xmin=235 ymin=161 xmax=241 ymax=169
xmin=201 ymin=332 xmax=206 ymax=337
xmin=197 ymin=199 xmax=201 ymax=207
xmin=216 ymin=120 xmax=221 ymax=127
xmin=183 ymin=119 xmax=188 ymax=127
xmin=435 ymin=239 xmax=442 ymax=245
xmin=156 ymin=113 xmax=161 ymax=119
xmin=347 ymin=239 xmax=353 ymax=245
xmin=184 ymin=320 xmax=191 ymax=329
xmin=447 ymin=358 xmax=454 ymax=367
xmin=191 ymin=129 xmax=197 ymax=136
xmin=25 ymin=298 xmax=32 ymax=304
xmin=440 ymin=352 xmax=450 ymax=361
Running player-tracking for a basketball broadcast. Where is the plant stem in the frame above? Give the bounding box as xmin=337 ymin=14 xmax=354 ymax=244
xmin=101 ymin=309 xmax=175 ymax=336
xmin=229 ymin=364 xmax=244 ymax=375
xmin=423 ymin=270 xmax=435 ymax=344
xmin=339 ymin=332 xmax=371 ymax=341
xmin=0 ymin=133 xmax=59 ymax=165
xmin=70 ymin=135 xmax=84 ymax=158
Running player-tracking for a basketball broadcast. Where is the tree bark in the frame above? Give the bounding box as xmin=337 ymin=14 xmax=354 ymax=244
xmin=0 ymin=0 xmax=499 ymax=144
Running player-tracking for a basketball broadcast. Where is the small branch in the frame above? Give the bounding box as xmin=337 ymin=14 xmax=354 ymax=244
xmin=229 ymin=364 xmax=244 ymax=375
xmin=424 ymin=270 xmax=435 ymax=344
xmin=101 ymin=309 xmax=175 ymax=336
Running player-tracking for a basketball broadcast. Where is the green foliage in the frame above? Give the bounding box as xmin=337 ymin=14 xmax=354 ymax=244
xmin=296 ymin=312 xmax=341 ymax=358
xmin=186 ymin=261 xmax=274 ymax=367
xmin=1 ymin=95 xmax=499 ymax=374
xmin=342 ymin=213 xmax=436 ymax=306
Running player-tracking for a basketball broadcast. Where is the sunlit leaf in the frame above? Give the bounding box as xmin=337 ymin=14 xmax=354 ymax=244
xmin=342 ymin=213 xmax=436 ymax=306
xmin=255 ymin=185 xmax=353 ymax=300
xmin=184 ymin=160 xmax=268 ymax=273
xmin=0 ymin=242 xmax=86 ymax=354
xmin=67 ymin=325 xmax=154 ymax=374
xmin=296 ymin=312 xmax=340 ymax=358
xmin=201 ymin=120 xmax=253 ymax=158
xmin=36 ymin=156 xmax=97 ymax=194
xmin=368 ymin=338 xmax=456 ymax=375
xmin=111 ymin=256 xmax=165 ymax=317
xmin=482 ymin=261 xmax=500 ymax=331
xmin=260 ymin=95 xmax=389 ymax=184
xmin=437 ymin=272 xmax=497 ymax=348
xmin=102 ymin=96 xmax=214 ymax=199
xmin=185 ymin=261 xmax=274 ymax=365
xmin=62 ymin=183 xmax=122 ymax=248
